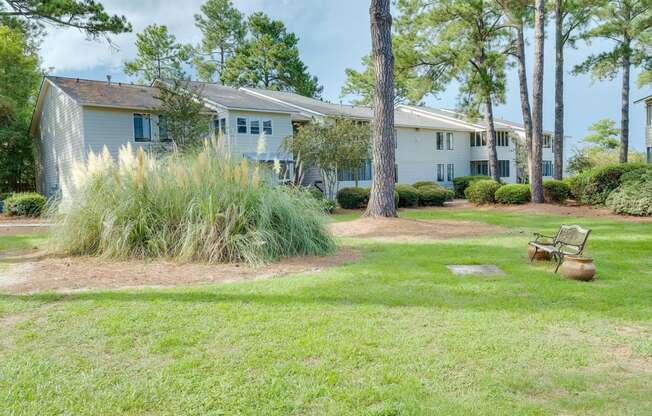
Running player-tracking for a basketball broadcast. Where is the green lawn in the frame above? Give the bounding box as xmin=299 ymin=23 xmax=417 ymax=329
xmin=1 ymin=209 xmax=650 ymax=415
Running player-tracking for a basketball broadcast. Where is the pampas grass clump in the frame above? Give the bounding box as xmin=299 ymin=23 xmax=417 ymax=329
xmin=50 ymin=142 xmax=335 ymax=265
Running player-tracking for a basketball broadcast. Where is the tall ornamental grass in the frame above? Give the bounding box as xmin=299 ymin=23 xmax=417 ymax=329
xmin=49 ymin=142 xmax=335 ymax=265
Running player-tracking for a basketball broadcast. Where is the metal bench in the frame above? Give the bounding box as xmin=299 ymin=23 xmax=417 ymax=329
xmin=528 ymin=225 xmax=591 ymax=273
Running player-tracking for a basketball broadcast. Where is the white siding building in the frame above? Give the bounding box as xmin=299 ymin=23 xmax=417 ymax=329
xmin=31 ymin=76 xmax=558 ymax=199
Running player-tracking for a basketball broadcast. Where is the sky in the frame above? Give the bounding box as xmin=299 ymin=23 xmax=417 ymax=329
xmin=41 ymin=0 xmax=652 ymax=152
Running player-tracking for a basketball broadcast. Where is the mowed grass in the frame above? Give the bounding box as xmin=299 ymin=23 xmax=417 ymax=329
xmin=1 ymin=209 xmax=651 ymax=415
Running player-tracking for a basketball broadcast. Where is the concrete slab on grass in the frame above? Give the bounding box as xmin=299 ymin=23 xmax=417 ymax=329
xmin=447 ymin=265 xmax=505 ymax=276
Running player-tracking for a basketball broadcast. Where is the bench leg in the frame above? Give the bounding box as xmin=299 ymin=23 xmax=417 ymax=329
xmin=529 ymin=246 xmax=538 ymax=263
xmin=554 ymin=254 xmax=564 ymax=273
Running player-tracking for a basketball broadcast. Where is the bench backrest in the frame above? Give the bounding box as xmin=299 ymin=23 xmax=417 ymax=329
xmin=554 ymin=225 xmax=591 ymax=254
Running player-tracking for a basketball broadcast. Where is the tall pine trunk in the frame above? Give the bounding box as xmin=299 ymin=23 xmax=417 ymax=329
xmin=484 ymin=99 xmax=500 ymax=182
xmin=364 ymin=0 xmax=396 ymax=217
xmin=531 ymin=0 xmax=545 ymax=203
xmin=514 ymin=23 xmax=534 ymax=183
xmin=620 ymin=42 xmax=631 ymax=163
xmin=553 ymin=1 xmax=564 ymax=179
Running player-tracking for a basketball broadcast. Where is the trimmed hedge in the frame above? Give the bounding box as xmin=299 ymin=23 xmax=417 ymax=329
xmin=606 ymin=170 xmax=652 ymax=216
xmin=336 ymin=187 xmax=368 ymax=209
xmin=453 ymin=175 xmax=489 ymax=198
xmin=3 ymin=192 xmax=47 ymax=217
xmin=465 ymin=180 xmax=502 ymax=205
xmin=579 ymin=163 xmax=650 ymax=205
xmin=417 ymin=185 xmax=450 ymax=206
xmin=412 ymin=181 xmax=438 ymax=189
xmin=543 ymin=179 xmax=570 ymax=204
xmin=395 ymin=184 xmax=419 ymax=208
xmin=495 ymin=184 xmax=531 ymax=204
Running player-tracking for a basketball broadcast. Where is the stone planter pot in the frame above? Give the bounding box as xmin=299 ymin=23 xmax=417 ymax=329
xmin=528 ymin=245 xmax=551 ymax=261
xmin=560 ymin=255 xmax=596 ymax=281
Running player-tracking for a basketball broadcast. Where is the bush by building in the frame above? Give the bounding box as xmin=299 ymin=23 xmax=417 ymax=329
xmin=3 ymin=192 xmax=47 ymax=217
xmin=453 ymin=175 xmax=489 ymax=198
xmin=495 ymin=184 xmax=531 ymax=205
xmin=465 ymin=179 xmax=502 ymax=205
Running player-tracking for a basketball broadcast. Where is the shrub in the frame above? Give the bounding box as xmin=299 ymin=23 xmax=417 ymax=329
xmin=412 ymin=181 xmax=438 ymax=189
xmin=306 ymin=186 xmax=335 ymax=213
xmin=3 ymin=192 xmax=47 ymax=217
xmin=567 ymin=174 xmax=588 ymax=200
xmin=453 ymin=175 xmax=489 ymax=198
xmin=543 ymin=179 xmax=570 ymax=204
xmin=395 ymin=184 xmax=419 ymax=207
xmin=465 ymin=179 xmax=502 ymax=205
xmin=336 ymin=187 xmax=368 ymax=209
xmin=606 ymin=170 xmax=652 ymax=216
xmin=49 ymin=143 xmax=335 ymax=265
xmin=495 ymin=184 xmax=531 ymax=204
xmin=417 ymin=185 xmax=450 ymax=206
xmin=580 ymin=163 xmax=650 ymax=205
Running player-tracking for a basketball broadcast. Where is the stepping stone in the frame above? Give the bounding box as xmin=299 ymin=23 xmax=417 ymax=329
xmin=447 ymin=265 xmax=505 ymax=276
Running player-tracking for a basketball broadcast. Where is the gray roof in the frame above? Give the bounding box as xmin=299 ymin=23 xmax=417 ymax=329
xmin=243 ymin=88 xmax=474 ymax=130
xmin=188 ymin=82 xmax=299 ymax=113
xmin=634 ymin=94 xmax=652 ymax=104
xmin=47 ymin=76 xmax=165 ymax=109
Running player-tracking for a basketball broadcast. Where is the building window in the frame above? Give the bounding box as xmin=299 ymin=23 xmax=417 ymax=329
xmin=158 ymin=115 xmax=170 ymax=142
xmin=447 ymin=164 xmax=455 ymax=181
xmin=133 ymin=114 xmax=151 ymax=142
xmin=250 ymin=120 xmax=260 ymax=135
xmin=647 ymin=105 xmax=652 ymax=126
xmin=496 ymin=131 xmax=509 ymax=146
xmin=436 ymin=132 xmax=444 ymax=150
xmin=338 ymin=159 xmax=372 ymax=181
xmin=220 ymin=118 xmax=226 ymax=134
xmin=470 ymin=160 xmax=488 ymax=176
xmin=498 ymin=160 xmax=510 ymax=178
xmin=647 ymin=147 xmax=652 ymax=163
xmin=543 ymin=134 xmax=552 ymax=148
xmin=395 ymin=163 xmax=398 ymax=183
xmin=394 ymin=128 xmax=398 ymax=149
xmin=436 ymin=163 xmax=445 ymax=181
xmin=263 ymin=120 xmax=272 ymax=135
xmin=237 ymin=117 xmax=247 ymax=134
xmin=446 ymin=132 xmax=454 ymax=150
xmin=543 ymin=160 xmax=553 ymax=176
xmin=470 ymin=132 xmax=486 ymax=147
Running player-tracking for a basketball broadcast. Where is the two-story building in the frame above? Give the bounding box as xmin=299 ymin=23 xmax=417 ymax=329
xmin=30 ymin=76 xmax=556 ymax=198
xmin=635 ymin=94 xmax=652 ymax=163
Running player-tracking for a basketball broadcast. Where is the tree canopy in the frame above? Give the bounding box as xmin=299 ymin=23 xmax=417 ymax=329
xmin=193 ymin=0 xmax=246 ymax=83
xmin=583 ymin=119 xmax=620 ymax=149
xmin=284 ymin=117 xmax=370 ymax=198
xmin=0 ymin=24 xmax=42 ymax=192
xmin=221 ymin=12 xmax=322 ymax=98
xmin=0 ymin=0 xmax=131 ymax=38
xmin=124 ymin=24 xmax=192 ymax=84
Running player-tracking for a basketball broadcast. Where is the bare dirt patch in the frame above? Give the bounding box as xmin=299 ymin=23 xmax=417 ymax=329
xmin=0 ymin=248 xmax=360 ymax=294
xmin=447 ymin=200 xmax=652 ymax=222
xmin=0 ymin=214 xmax=51 ymax=236
xmin=329 ymin=217 xmax=506 ymax=241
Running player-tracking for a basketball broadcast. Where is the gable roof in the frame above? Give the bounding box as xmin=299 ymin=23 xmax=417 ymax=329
xmin=242 ymin=88 xmax=475 ymax=131
xmin=186 ymin=82 xmax=300 ymax=114
xmin=46 ymin=76 xmax=163 ymax=110
xmin=634 ymin=94 xmax=652 ymax=104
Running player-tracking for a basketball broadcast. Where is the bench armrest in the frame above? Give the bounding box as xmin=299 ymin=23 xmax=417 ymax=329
xmin=532 ymin=232 xmax=555 ymax=244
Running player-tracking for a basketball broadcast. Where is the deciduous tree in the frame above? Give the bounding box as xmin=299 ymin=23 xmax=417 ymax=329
xmin=573 ymin=0 xmax=652 ymax=163
xmin=124 ymin=24 xmax=191 ymax=84
xmin=284 ymin=117 xmax=371 ymax=199
xmin=193 ymin=0 xmax=246 ymax=83
xmin=221 ymin=12 xmax=322 ymax=98
xmin=0 ymin=25 xmax=41 ymax=192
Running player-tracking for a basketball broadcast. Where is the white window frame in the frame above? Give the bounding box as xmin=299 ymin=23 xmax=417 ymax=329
xmin=436 ymin=132 xmax=444 ymax=150
xmin=250 ymin=119 xmax=261 ymax=135
xmin=543 ymin=134 xmax=552 ymax=148
xmin=262 ymin=120 xmax=272 ymax=135
xmin=158 ymin=115 xmax=170 ymax=142
xmin=446 ymin=132 xmax=454 ymax=150
xmin=436 ymin=163 xmax=445 ymax=181
xmin=237 ymin=117 xmax=248 ymax=134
